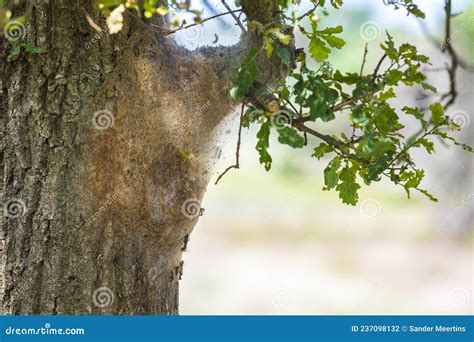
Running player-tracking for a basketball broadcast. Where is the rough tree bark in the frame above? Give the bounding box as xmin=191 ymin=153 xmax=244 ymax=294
xmin=0 ymin=0 xmax=285 ymax=314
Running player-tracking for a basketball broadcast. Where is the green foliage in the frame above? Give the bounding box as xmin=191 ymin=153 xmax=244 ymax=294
xmin=384 ymin=0 xmax=426 ymax=18
xmin=0 ymin=15 xmax=43 ymax=58
xmin=336 ymin=163 xmax=361 ymax=205
xmin=9 ymin=41 xmax=43 ymax=58
xmin=277 ymin=126 xmax=305 ymax=148
xmin=256 ymin=120 xmax=272 ymax=171
xmin=323 ymin=156 xmax=341 ymax=190
xmin=230 ymin=48 xmax=261 ymax=101
xmin=95 ymin=0 xmax=197 ymax=19
xmin=2 ymin=0 xmax=467 ymax=207
xmin=317 ymin=0 xmax=344 ymax=9
xmin=180 ymin=148 xmax=190 ymax=161
xmin=292 ymin=65 xmax=342 ymax=122
xmin=312 ymin=143 xmax=333 ymax=159
xmin=241 ymin=13 xmax=471 ymax=206
xmin=304 ymin=23 xmax=345 ymax=62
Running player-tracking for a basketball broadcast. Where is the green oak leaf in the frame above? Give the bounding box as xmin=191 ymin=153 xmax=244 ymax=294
xmin=323 ymin=157 xmax=341 ymax=190
xmin=336 ymin=165 xmax=360 ymax=205
xmin=256 ymin=121 xmax=272 ymax=171
xmin=277 ymin=126 xmax=305 ymax=148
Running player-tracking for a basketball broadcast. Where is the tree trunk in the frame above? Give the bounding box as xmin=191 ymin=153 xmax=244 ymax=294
xmin=1 ymin=0 xmax=285 ymax=314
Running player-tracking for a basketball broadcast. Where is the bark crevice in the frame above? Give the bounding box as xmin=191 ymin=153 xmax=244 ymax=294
xmin=1 ymin=0 xmax=285 ymax=315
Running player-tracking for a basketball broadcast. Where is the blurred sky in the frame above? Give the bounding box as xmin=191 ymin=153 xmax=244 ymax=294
xmin=174 ymin=0 xmax=472 ymax=50
xmin=171 ymin=0 xmax=473 ymax=314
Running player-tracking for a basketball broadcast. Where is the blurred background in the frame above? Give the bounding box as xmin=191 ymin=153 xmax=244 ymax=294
xmin=175 ymin=0 xmax=473 ymax=314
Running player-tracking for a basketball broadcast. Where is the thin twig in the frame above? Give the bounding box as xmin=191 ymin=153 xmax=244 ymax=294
xmin=215 ymin=103 xmax=245 ymax=185
xmin=359 ymin=43 xmax=368 ymax=77
xmin=284 ymin=99 xmax=300 ymax=116
xmin=409 ymin=0 xmax=467 ymax=141
xmin=293 ymin=89 xmax=378 ymax=125
xmin=81 ymin=7 xmax=102 ymax=32
xmin=221 ymin=0 xmax=246 ymax=33
xmin=389 ymin=124 xmax=442 ymax=167
xmin=442 ymin=0 xmax=458 ymax=110
xmin=332 ymin=90 xmax=377 ymax=112
xmin=372 ymin=54 xmax=387 ymax=80
xmin=153 ymin=9 xmax=243 ymax=35
xmin=292 ymin=122 xmax=369 ymax=165
xmin=297 ymin=4 xmax=318 ymax=21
